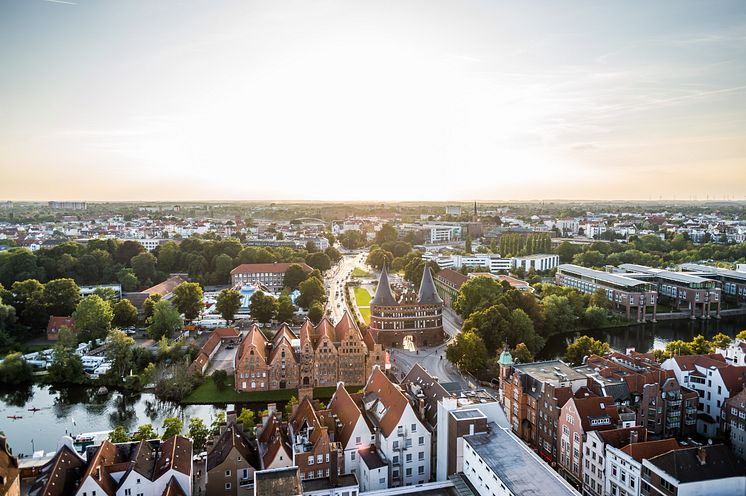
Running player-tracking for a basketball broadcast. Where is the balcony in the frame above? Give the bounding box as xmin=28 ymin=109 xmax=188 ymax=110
xmin=668 ymin=400 xmax=682 ymax=407
xmin=686 ymin=406 xmax=697 ymax=414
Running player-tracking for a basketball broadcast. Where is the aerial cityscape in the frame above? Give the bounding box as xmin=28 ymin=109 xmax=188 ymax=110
xmin=2 ymin=2 xmax=746 ymax=496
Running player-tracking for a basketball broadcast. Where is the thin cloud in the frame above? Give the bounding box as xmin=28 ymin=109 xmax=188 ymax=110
xmin=43 ymin=0 xmax=77 ymax=4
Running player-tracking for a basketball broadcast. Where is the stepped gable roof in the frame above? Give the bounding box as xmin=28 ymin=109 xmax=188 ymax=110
xmin=647 ymin=444 xmax=746 ymax=483
xmin=28 ymin=444 xmax=85 ymax=496
xmin=328 ymin=382 xmax=364 ymax=447
xmin=335 ymin=311 xmax=362 ymax=342
xmin=299 ymin=319 xmax=314 ymax=347
xmin=153 ymin=436 xmax=192 ymax=480
xmin=160 ymin=476 xmax=186 ymax=496
xmin=207 ymin=421 xmax=260 ymax=472
xmin=417 ymin=266 xmax=443 ymax=305
xmin=362 ymin=328 xmax=377 ymax=352
xmin=236 ymin=325 xmax=268 ymax=364
xmin=671 ymin=353 xmax=726 ymax=371
xmin=371 ymin=264 xmax=397 ymax=306
xmin=363 ymin=367 xmax=409 ymax=437
xmin=272 ymin=324 xmax=296 ymax=345
xmin=621 ymin=438 xmax=680 ymax=462
xmin=315 ymin=317 xmax=336 ymax=343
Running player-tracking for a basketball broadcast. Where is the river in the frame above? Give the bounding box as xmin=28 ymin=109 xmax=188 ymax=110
xmin=2 ymin=315 xmax=745 ymax=456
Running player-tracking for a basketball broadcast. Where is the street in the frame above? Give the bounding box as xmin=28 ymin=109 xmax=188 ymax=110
xmin=325 ymin=252 xmax=366 ymax=323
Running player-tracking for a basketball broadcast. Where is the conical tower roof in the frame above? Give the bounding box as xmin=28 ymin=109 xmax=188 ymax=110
xmin=371 ymin=264 xmax=397 ymax=306
xmin=417 ymin=265 xmax=443 ymax=305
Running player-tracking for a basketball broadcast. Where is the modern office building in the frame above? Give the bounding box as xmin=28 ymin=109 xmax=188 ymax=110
xmin=556 ymin=264 xmax=658 ymax=322
xmin=680 ymin=263 xmax=746 ymax=302
xmin=230 ymin=262 xmax=313 ymax=292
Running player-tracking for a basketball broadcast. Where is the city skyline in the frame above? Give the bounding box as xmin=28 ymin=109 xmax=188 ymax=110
xmin=1 ymin=0 xmax=745 ymax=201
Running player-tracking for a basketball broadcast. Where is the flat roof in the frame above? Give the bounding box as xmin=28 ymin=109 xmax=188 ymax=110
xmin=513 ymin=360 xmax=587 ymax=384
xmin=452 ymin=409 xmax=487 ymax=420
xmin=680 ymin=263 xmax=746 ymax=282
xmin=558 ymin=264 xmax=648 ymax=289
xmin=302 ymin=474 xmax=358 ymax=492
xmin=464 ymin=424 xmax=579 ymax=496
xmin=618 ymin=264 xmax=714 ymax=284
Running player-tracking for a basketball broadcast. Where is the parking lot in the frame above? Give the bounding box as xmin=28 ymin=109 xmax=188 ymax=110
xmin=205 ymin=340 xmax=238 ymax=375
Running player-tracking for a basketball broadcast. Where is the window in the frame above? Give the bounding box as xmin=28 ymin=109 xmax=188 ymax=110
xmin=351 ymin=451 xmax=356 ymax=461
xmin=393 ymin=441 xmax=399 ymax=450
xmin=317 ymin=454 xmax=323 ymax=464
xmin=419 ymin=451 xmax=424 ymax=461
xmin=406 ymin=468 xmax=412 ymax=476
xmin=379 ymin=478 xmax=386 ymax=484
xmin=419 ymin=436 xmax=424 ymax=445
xmin=406 ymin=454 xmax=412 ymax=462
xmin=411 ymin=423 xmax=417 ymax=432
xmin=225 ymin=483 xmax=231 ymax=490
xmin=225 ymin=470 xmax=231 ymax=477
xmin=308 ymin=455 xmax=314 ymax=465
xmin=418 ymin=465 xmax=425 ymax=474
xmin=125 ymin=491 xmax=131 ymax=496
xmin=356 ymin=436 xmax=362 ymax=445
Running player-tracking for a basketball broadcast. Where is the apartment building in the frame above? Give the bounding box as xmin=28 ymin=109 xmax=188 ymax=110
xmin=604 ymin=438 xmax=680 ymax=496
xmin=420 ymin=224 xmax=462 ymax=243
xmin=361 ymin=367 xmax=431 ymax=487
xmin=433 ymin=268 xmax=467 ymax=307
xmin=723 ymin=388 xmax=746 ymax=460
xmin=512 ymin=253 xmax=560 ymax=272
xmin=662 ymin=354 xmax=746 ymax=437
xmin=230 ymin=263 xmax=313 ymax=292
xmin=641 ymin=445 xmax=746 ymax=496
xmin=556 ymin=264 xmax=658 ymax=322
xmin=462 ymin=422 xmax=579 ymax=496
xmin=583 ymin=427 xmax=647 ymax=496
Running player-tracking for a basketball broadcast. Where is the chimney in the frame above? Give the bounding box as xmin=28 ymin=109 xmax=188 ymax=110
xmin=298 ymin=386 xmax=314 ymax=404
xmin=697 ymin=447 xmax=707 ymax=466
xmin=329 ymin=439 xmax=339 ymax=486
xmin=630 ymin=430 xmax=639 ymax=445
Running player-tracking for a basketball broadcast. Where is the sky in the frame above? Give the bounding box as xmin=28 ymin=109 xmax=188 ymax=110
xmin=1 ymin=0 xmax=745 ymax=202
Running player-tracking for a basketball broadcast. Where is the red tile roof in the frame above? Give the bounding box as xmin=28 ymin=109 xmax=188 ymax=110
xmin=621 ymin=438 xmax=680 ymax=462
xmin=363 ymin=367 xmax=408 ymax=437
xmin=47 ymin=316 xmax=75 ymax=335
xmin=672 ymin=353 xmax=727 ymax=371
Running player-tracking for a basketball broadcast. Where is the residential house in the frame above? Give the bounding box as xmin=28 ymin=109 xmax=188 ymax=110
xmin=605 ymin=438 xmax=680 ymax=496
xmin=47 ymin=316 xmax=76 ymax=341
xmin=583 ymin=427 xmax=646 ymax=496
xmin=723 ymin=387 xmax=746 ymax=460
xmin=205 ymin=419 xmax=261 ymax=496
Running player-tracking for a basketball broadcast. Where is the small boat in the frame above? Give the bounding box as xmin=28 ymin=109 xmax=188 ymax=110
xmin=96 ymin=386 xmax=108 ymax=396
xmin=7 ymin=415 xmax=22 ymax=420
xmin=28 ymin=407 xmax=41 ymax=412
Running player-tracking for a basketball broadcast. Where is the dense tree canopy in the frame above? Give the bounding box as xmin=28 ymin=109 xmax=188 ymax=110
xmin=73 ymin=294 xmax=114 ymax=342
xmin=216 ymin=289 xmax=241 ymax=321
xmin=172 ymin=282 xmax=204 ymax=321
xmin=147 ymin=300 xmax=183 ymax=340
xmin=564 ymin=336 xmax=611 ymax=365
xmin=249 ymin=291 xmax=277 ymax=323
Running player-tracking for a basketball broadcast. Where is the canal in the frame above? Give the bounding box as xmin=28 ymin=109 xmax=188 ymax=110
xmin=1 ymin=315 xmax=745 ymax=456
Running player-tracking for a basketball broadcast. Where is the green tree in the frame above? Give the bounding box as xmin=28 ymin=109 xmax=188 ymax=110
xmin=556 ymin=241 xmax=584 ymax=263
xmin=188 ymin=417 xmax=210 ymax=451
xmin=249 ymin=292 xmax=277 ymax=323
xmin=564 ymin=335 xmax=611 ymax=365
xmin=106 ymin=329 xmax=135 ymax=379
xmin=216 ymin=289 xmax=241 ymax=322
xmin=308 ymin=301 xmax=324 ymax=325
xmin=338 ymin=230 xmax=366 ymax=250
xmin=147 ymin=300 xmax=183 ymax=340
xmin=325 ymin=246 xmax=342 ymax=263
xmin=237 ymin=408 xmax=256 ymax=437
xmin=117 ymin=268 xmax=139 ymax=291
xmin=445 ymin=330 xmax=489 ymax=374
xmin=375 ymin=224 xmax=398 ymax=245
xmin=109 ymin=426 xmax=131 ymax=443
xmin=583 ymin=306 xmax=608 ymax=328
xmin=47 ymin=329 xmax=85 ymax=383
xmin=172 ymin=282 xmax=204 ymax=321
xmin=453 ymin=276 xmax=504 ymax=319
xmin=297 ymin=277 xmax=326 ymax=309
xmin=689 ymin=335 xmax=713 ymax=355
xmin=44 ymin=278 xmax=81 ymax=316
xmin=210 ymin=411 xmax=226 ymax=436
xmin=589 ymin=288 xmax=611 ymax=309
xmin=276 ymin=294 xmax=297 ymax=323
xmin=132 ymin=423 xmax=158 ymax=441
xmin=11 ymin=279 xmax=47 ymax=328
xmin=284 ymin=264 xmax=309 ymax=290
xmin=305 ymin=240 xmax=319 ymax=253
xmin=73 ymin=295 xmax=114 ymax=342
xmin=161 ymin=417 xmax=183 ymax=439
xmin=92 ymin=287 xmax=118 ymax=303
xmin=711 ymin=333 xmax=732 ymax=350
xmin=366 ymin=248 xmax=393 ymax=271
xmin=542 ymin=294 xmax=577 ymax=335
xmin=112 ymin=299 xmax=139 ymax=328
xmin=143 ymin=294 xmax=162 ymax=322
xmin=212 ymin=369 xmax=228 ymax=390
xmin=116 ymin=240 xmax=145 ymax=265
xmin=130 ymin=252 xmax=158 ymax=284
xmin=306 ymin=252 xmax=332 ymax=272
xmin=0 ymin=352 xmax=33 ymax=385
xmin=511 ymin=342 xmax=534 ymax=363
xmin=465 ymin=234 xmax=472 ymax=254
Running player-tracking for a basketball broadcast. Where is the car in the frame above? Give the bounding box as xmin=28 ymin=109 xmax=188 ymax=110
xmin=226 ymin=344 xmax=235 ymax=350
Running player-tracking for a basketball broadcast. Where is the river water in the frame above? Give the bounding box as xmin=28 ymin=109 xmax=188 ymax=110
xmin=2 ymin=315 xmax=745 ymax=456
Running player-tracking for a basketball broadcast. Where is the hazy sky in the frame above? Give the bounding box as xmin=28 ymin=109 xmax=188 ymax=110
xmin=1 ymin=0 xmax=745 ymax=201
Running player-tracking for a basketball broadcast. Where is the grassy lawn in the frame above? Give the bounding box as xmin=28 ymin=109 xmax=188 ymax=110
xmin=351 ymin=267 xmax=370 ymax=278
xmin=354 ymin=287 xmax=371 ymax=325
xmin=182 ymin=377 xmax=347 ymax=405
